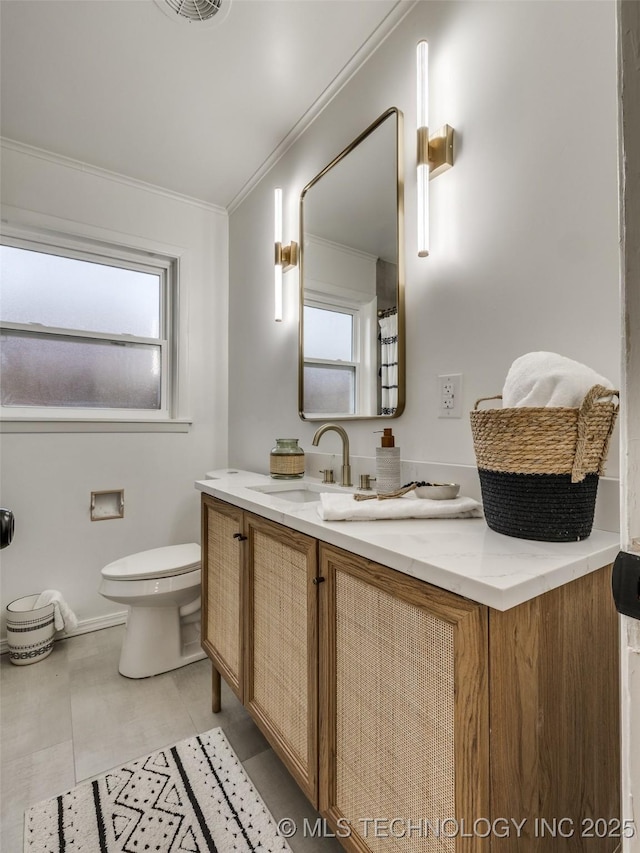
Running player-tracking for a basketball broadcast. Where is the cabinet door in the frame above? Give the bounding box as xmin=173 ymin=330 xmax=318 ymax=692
xmin=244 ymin=513 xmax=319 ymax=805
xmin=319 ymin=544 xmax=489 ymax=853
xmin=201 ymin=495 xmax=244 ymax=700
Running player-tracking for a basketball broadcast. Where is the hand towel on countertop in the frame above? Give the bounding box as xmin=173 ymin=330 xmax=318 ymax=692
xmin=502 ymin=351 xmax=614 ymax=408
xmin=33 ymin=589 xmax=78 ymax=632
xmin=317 ymin=492 xmax=483 ymax=522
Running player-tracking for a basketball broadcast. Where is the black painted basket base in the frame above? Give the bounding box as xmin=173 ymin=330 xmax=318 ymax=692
xmin=478 ymin=470 xmax=599 ymax=542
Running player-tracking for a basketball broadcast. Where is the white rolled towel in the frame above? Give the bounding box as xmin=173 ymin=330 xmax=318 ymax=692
xmin=502 ymin=352 xmax=614 ymax=408
xmin=33 ymin=589 xmax=78 ymax=632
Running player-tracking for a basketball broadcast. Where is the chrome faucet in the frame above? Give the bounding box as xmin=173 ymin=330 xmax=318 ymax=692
xmin=311 ymin=423 xmax=352 ymax=487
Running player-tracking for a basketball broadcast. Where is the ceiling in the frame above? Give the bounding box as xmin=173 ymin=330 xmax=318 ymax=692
xmin=0 ymin=0 xmax=409 ymax=210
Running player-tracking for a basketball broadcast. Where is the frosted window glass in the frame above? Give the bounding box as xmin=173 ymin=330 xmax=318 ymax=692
xmin=0 ymin=246 xmax=160 ymax=338
xmin=304 ymin=306 xmax=353 ymax=361
xmin=303 ymin=364 xmax=355 ymax=414
xmin=1 ymin=332 xmax=161 ymax=409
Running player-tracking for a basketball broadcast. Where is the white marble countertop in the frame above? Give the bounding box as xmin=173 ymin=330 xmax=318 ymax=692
xmin=195 ymin=469 xmax=620 ymax=611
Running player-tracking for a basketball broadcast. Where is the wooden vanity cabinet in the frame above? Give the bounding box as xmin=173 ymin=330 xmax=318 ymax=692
xmin=318 ymin=544 xmax=620 ymax=853
xmin=202 ymin=495 xmax=620 ymax=853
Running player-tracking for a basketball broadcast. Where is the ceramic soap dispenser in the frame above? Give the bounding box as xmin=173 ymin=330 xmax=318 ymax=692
xmin=375 ymin=428 xmax=401 ymax=494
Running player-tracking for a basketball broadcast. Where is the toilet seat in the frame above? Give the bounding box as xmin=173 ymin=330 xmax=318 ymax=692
xmin=101 ymin=543 xmax=201 ymax=581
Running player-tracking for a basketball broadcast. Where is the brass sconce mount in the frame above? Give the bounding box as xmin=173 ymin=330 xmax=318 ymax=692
xmin=417 ymin=124 xmax=454 ymax=178
xmin=275 ymin=240 xmax=298 ymax=273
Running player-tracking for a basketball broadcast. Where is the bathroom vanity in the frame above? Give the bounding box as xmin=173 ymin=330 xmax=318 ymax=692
xmin=196 ymin=471 xmax=621 ymax=853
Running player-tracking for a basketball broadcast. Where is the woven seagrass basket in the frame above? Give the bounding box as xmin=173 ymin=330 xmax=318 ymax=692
xmin=470 ymin=384 xmax=619 ymax=542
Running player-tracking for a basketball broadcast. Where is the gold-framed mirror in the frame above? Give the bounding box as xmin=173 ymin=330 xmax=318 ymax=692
xmin=298 ymin=107 xmax=405 ymax=420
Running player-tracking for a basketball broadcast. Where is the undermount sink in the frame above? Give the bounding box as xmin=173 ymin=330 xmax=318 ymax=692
xmin=259 ymin=488 xmax=322 ymax=504
xmin=247 ymin=481 xmax=346 ymax=504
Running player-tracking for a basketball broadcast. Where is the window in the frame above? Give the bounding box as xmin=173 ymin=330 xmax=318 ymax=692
xmin=303 ymin=304 xmax=358 ymax=415
xmin=0 ymin=235 xmax=178 ymax=422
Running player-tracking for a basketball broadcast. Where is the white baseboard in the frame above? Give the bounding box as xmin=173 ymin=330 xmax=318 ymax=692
xmin=0 ymin=610 xmax=127 ymax=655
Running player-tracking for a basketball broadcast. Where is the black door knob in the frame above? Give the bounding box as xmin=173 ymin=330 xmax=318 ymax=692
xmin=613 ymin=551 xmax=640 ymax=620
xmin=0 ymin=509 xmax=14 ymax=549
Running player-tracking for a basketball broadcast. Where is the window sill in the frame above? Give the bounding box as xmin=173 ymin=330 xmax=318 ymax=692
xmin=0 ymin=418 xmax=192 ymax=434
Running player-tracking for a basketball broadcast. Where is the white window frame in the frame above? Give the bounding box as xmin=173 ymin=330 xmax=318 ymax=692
xmin=303 ymin=291 xmax=378 ymax=418
xmin=0 ymin=227 xmax=187 ymax=432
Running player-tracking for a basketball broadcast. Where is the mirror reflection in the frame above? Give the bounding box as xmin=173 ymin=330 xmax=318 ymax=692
xmin=299 ymin=108 xmax=404 ymax=420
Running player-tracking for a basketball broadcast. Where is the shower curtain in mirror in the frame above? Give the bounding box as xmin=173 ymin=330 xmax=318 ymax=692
xmin=379 ymin=310 xmax=398 ymax=415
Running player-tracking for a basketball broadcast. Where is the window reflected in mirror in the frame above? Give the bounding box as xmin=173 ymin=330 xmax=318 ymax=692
xmin=303 ymin=306 xmax=356 ymax=415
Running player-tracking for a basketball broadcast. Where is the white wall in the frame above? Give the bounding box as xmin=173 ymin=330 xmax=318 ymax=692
xmin=228 ymin=1 xmax=620 ymax=482
xmin=0 ymin=143 xmax=228 ymax=636
xmin=304 ymin=235 xmax=376 ymax=301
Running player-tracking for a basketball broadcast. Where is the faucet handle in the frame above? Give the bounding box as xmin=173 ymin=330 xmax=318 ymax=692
xmin=359 ymin=474 xmax=376 ymax=491
xmin=320 ymin=468 xmax=335 ymax=484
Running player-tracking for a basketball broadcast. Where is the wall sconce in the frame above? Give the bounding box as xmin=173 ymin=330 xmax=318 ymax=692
xmin=274 ymin=187 xmax=298 ymax=322
xmin=416 ymin=40 xmax=454 ymax=257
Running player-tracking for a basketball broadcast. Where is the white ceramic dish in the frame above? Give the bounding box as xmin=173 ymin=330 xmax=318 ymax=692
xmin=414 ymin=483 xmax=460 ymax=500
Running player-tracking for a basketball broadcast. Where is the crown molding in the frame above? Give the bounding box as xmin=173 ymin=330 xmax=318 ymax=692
xmin=227 ymin=0 xmax=418 ymax=214
xmin=0 ymin=137 xmax=227 ymax=217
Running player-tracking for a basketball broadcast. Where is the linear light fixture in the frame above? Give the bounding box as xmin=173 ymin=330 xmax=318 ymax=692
xmin=274 ymin=188 xmax=298 ymax=322
xmin=416 ymin=40 xmax=455 ymax=257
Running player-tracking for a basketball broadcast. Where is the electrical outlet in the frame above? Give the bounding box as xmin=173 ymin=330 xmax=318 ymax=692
xmin=438 ymin=374 xmax=462 ymax=418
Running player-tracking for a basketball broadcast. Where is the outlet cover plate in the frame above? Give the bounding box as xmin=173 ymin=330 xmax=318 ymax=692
xmin=438 ymin=374 xmax=462 ymax=418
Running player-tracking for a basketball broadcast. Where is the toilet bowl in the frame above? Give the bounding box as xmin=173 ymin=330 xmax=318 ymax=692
xmin=99 ymin=543 xmax=207 ymax=678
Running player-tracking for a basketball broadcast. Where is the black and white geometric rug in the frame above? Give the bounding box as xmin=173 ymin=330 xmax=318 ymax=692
xmin=24 ymin=727 xmax=292 ymax=852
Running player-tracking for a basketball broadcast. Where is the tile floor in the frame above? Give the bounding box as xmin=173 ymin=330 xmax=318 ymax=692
xmin=0 ymin=625 xmax=342 ymax=853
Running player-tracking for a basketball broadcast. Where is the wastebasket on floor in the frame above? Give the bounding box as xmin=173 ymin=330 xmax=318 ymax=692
xmin=6 ymin=594 xmax=56 ymax=665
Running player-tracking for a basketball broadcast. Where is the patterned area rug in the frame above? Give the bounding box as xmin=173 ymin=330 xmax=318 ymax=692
xmin=24 ymin=727 xmax=292 ymax=852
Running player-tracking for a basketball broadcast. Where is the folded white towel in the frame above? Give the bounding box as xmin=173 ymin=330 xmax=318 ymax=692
xmin=33 ymin=589 xmax=78 ymax=632
xmin=502 ymin=352 xmax=614 ymax=408
xmin=317 ymin=492 xmax=483 ymax=522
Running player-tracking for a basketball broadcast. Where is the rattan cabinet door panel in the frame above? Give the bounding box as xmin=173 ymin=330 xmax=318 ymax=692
xmin=244 ymin=514 xmax=318 ymax=805
xmin=202 ymin=496 xmax=244 ymax=700
xmin=319 ymin=544 xmax=489 ymax=853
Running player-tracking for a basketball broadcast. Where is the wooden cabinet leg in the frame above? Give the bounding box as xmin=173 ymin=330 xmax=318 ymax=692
xmin=212 ymin=665 xmax=221 ymax=713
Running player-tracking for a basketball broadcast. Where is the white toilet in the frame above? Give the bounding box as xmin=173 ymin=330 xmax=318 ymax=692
xmin=99 ymin=543 xmax=207 ymax=678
